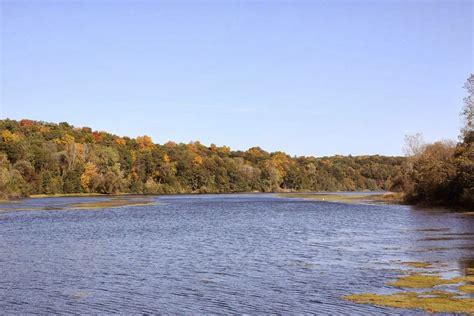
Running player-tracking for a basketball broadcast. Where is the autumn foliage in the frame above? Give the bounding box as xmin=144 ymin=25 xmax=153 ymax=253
xmin=399 ymin=75 xmax=474 ymax=209
xmin=0 ymin=119 xmax=405 ymax=199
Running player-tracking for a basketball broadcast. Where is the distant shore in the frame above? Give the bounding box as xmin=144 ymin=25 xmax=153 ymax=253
xmin=1 ymin=191 xmax=400 ymax=203
xmin=278 ymin=192 xmax=405 ymax=204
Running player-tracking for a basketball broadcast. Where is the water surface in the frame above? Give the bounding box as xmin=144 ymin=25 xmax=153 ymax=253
xmin=1 ymin=194 xmax=473 ymax=314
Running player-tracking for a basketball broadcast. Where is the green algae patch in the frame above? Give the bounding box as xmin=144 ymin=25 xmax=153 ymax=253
xmin=67 ymin=198 xmax=155 ymax=209
xmin=344 ymin=291 xmax=474 ymax=314
xmin=402 ymin=261 xmax=433 ymax=269
xmin=459 ymin=284 xmax=474 ymax=293
xmin=386 ymin=273 xmax=458 ymax=289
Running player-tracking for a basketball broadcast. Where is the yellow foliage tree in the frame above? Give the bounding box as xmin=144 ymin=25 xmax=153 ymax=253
xmin=114 ymin=137 xmax=126 ymax=146
xmin=61 ymin=134 xmax=75 ymax=145
xmin=137 ymin=135 xmax=153 ymax=150
xmin=193 ymin=156 xmax=203 ymax=165
xmin=1 ymin=130 xmax=20 ymax=142
xmin=81 ymin=162 xmax=98 ymax=192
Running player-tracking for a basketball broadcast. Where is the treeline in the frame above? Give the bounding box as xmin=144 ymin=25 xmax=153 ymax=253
xmin=0 ymin=119 xmax=405 ymax=199
xmin=399 ymin=75 xmax=474 ymax=209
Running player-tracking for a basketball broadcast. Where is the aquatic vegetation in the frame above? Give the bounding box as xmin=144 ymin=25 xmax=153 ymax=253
xmin=0 ymin=207 xmax=45 ymax=213
xmin=70 ymin=292 xmax=89 ymax=299
xmin=31 ymin=193 xmax=107 ymax=198
xmin=0 ymin=199 xmax=18 ymax=204
xmin=441 ymin=233 xmax=474 ymax=236
xmin=386 ymin=273 xmax=458 ymax=288
xmin=279 ymin=193 xmax=366 ymax=202
xmin=0 ymin=197 xmax=156 ymax=212
xmin=402 ymin=262 xmax=432 ymax=268
xmin=200 ymin=278 xmax=214 ymax=283
xmin=288 ymin=260 xmax=319 ymax=270
xmin=344 ymin=291 xmax=474 ymax=313
xmin=451 ymin=275 xmax=474 ymax=283
xmin=419 ymin=236 xmax=474 ymax=241
xmin=302 ymin=262 xmax=318 ymax=269
xmin=278 ymin=192 xmax=404 ymax=204
xmin=459 ymin=284 xmax=474 ymax=293
xmin=414 ymin=228 xmax=450 ymax=232
xmin=457 ymin=212 xmax=474 ymax=216
xmin=345 ymin=262 xmax=474 ymax=313
xmin=421 ymin=246 xmax=474 ymax=252
xmin=68 ymin=198 xmax=155 ymax=209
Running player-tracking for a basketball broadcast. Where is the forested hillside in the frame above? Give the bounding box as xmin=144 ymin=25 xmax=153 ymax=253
xmin=0 ymin=119 xmax=405 ymax=199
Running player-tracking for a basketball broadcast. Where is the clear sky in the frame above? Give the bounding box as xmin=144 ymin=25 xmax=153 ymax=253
xmin=1 ymin=0 xmax=472 ymax=157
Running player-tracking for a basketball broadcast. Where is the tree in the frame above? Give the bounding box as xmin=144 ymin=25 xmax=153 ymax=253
xmin=136 ymin=135 xmax=154 ymax=150
xmin=462 ymin=74 xmax=474 ymax=138
xmin=403 ymin=133 xmax=425 ymax=158
xmin=81 ymin=162 xmax=99 ymax=192
xmin=408 ymin=141 xmax=457 ymax=204
xmin=399 ymin=75 xmax=474 ymax=208
xmin=0 ymin=153 xmax=28 ymax=198
xmin=0 ymin=118 xmax=406 ymax=199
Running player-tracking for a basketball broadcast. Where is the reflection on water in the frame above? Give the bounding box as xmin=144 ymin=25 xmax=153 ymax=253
xmin=0 ymin=194 xmax=473 ymax=314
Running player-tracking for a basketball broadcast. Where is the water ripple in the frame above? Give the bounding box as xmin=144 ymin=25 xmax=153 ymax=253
xmin=0 ymin=194 xmax=472 ymax=314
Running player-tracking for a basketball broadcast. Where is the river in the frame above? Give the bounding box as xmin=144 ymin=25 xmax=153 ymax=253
xmin=0 ymin=194 xmax=473 ymax=314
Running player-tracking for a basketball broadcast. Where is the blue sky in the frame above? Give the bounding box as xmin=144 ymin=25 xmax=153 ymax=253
xmin=1 ymin=0 xmax=472 ymax=156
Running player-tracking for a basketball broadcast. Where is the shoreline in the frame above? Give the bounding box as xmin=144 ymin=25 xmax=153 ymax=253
xmin=0 ymin=190 xmax=397 ymax=206
xmin=3 ymin=191 xmax=471 ymax=213
xmin=277 ymin=192 xmax=406 ymax=204
xmin=2 ymin=190 xmax=393 ymax=201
